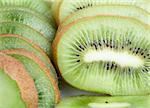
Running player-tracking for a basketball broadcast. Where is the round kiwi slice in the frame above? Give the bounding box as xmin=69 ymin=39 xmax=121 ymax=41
xmin=0 ymin=34 xmax=57 ymax=80
xmin=56 ymin=96 xmax=150 ymax=108
xmin=2 ymin=50 xmax=58 ymax=107
xmin=53 ymin=16 xmax=150 ymax=95
xmin=0 ymin=0 xmax=53 ymax=18
xmin=0 ymin=22 xmax=51 ymax=56
xmin=61 ymin=5 xmax=150 ymax=27
xmin=1 ymin=49 xmax=60 ymax=104
xmin=0 ymin=53 xmax=38 ymax=108
xmin=0 ymin=9 xmax=56 ymax=42
xmin=55 ymin=0 xmax=150 ymax=24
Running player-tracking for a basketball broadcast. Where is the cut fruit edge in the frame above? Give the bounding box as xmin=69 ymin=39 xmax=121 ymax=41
xmin=0 ymin=52 xmax=38 ymax=108
xmin=1 ymin=49 xmax=61 ymax=103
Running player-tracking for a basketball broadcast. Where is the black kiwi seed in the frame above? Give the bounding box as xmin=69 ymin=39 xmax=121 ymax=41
xmin=79 ymin=45 xmax=84 ymax=50
xmin=77 ymin=60 xmax=80 ymax=62
xmin=76 ymin=54 xmax=80 ymax=57
xmin=105 ymin=101 xmax=109 ymax=103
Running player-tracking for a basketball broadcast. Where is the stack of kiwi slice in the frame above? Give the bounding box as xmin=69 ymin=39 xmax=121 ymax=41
xmin=52 ymin=0 xmax=150 ymax=108
xmin=0 ymin=0 xmax=60 ymax=108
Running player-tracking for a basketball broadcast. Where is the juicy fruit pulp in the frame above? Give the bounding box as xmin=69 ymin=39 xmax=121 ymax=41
xmin=56 ymin=96 xmax=150 ymax=108
xmin=53 ymin=16 xmax=150 ymax=95
xmin=0 ymin=22 xmax=52 ymax=56
xmin=0 ymin=9 xmax=56 ymax=42
xmin=57 ymin=0 xmax=150 ymax=24
xmin=9 ymin=54 xmax=55 ymax=108
xmin=0 ymin=69 xmax=26 ymax=108
xmin=62 ymin=5 xmax=150 ymax=27
xmin=0 ymin=35 xmax=57 ymax=80
xmin=0 ymin=0 xmax=53 ymax=18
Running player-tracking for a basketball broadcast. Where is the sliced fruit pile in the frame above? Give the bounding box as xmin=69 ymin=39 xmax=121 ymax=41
xmin=52 ymin=0 xmax=150 ymax=108
xmin=0 ymin=0 xmax=60 ymax=108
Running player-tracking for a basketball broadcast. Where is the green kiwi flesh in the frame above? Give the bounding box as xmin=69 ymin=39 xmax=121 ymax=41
xmin=0 ymin=22 xmax=52 ymax=56
xmin=53 ymin=16 xmax=150 ymax=95
xmin=0 ymin=0 xmax=53 ymax=19
xmin=0 ymin=9 xmax=56 ymax=42
xmin=8 ymin=53 xmax=55 ymax=108
xmin=62 ymin=5 xmax=150 ymax=27
xmin=57 ymin=0 xmax=150 ymax=24
xmin=56 ymin=96 xmax=150 ymax=108
xmin=0 ymin=34 xmax=57 ymax=80
xmin=0 ymin=68 xmax=26 ymax=108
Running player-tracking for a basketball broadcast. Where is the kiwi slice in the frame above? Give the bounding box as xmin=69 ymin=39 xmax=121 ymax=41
xmin=61 ymin=5 xmax=150 ymax=27
xmin=53 ymin=16 xmax=150 ymax=95
xmin=0 ymin=9 xmax=56 ymax=42
xmin=0 ymin=22 xmax=51 ymax=56
xmin=56 ymin=96 xmax=150 ymax=108
xmin=0 ymin=0 xmax=53 ymax=18
xmin=0 ymin=34 xmax=57 ymax=80
xmin=55 ymin=0 xmax=150 ymax=24
xmin=1 ymin=49 xmax=60 ymax=104
xmin=52 ymin=0 xmax=63 ymax=25
xmin=2 ymin=50 xmax=57 ymax=108
xmin=0 ymin=6 xmax=56 ymax=27
xmin=0 ymin=53 xmax=38 ymax=108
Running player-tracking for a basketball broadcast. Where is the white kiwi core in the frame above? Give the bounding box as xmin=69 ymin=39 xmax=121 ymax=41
xmin=88 ymin=102 xmax=131 ymax=108
xmin=83 ymin=49 xmax=144 ymax=68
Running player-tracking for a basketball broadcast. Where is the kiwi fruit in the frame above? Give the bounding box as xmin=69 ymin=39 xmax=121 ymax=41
xmin=54 ymin=0 xmax=150 ymax=24
xmin=0 ymin=22 xmax=52 ymax=56
xmin=61 ymin=5 xmax=150 ymax=27
xmin=0 ymin=0 xmax=53 ymax=19
xmin=1 ymin=49 xmax=60 ymax=104
xmin=0 ymin=6 xmax=56 ymax=27
xmin=0 ymin=9 xmax=56 ymax=42
xmin=53 ymin=16 xmax=150 ymax=95
xmin=0 ymin=34 xmax=57 ymax=80
xmin=0 ymin=53 xmax=38 ymax=108
xmin=2 ymin=50 xmax=58 ymax=108
xmin=56 ymin=95 xmax=150 ymax=108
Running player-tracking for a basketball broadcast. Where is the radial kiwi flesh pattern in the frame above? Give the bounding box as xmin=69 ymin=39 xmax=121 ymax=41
xmin=53 ymin=16 xmax=150 ymax=95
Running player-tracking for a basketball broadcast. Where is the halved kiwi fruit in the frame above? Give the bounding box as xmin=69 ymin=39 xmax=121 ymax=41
xmin=0 ymin=9 xmax=56 ymax=42
xmin=0 ymin=22 xmax=51 ymax=56
xmin=55 ymin=0 xmax=150 ymax=24
xmin=61 ymin=5 xmax=150 ymax=27
xmin=2 ymin=50 xmax=58 ymax=108
xmin=0 ymin=0 xmax=53 ymax=19
xmin=53 ymin=16 xmax=150 ymax=95
xmin=56 ymin=96 xmax=150 ymax=108
xmin=0 ymin=53 xmax=38 ymax=108
xmin=1 ymin=49 xmax=60 ymax=104
xmin=0 ymin=34 xmax=57 ymax=80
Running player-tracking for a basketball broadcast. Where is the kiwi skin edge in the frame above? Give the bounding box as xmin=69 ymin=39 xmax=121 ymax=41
xmin=1 ymin=49 xmax=61 ymax=104
xmin=0 ymin=53 xmax=38 ymax=108
xmin=0 ymin=34 xmax=58 ymax=81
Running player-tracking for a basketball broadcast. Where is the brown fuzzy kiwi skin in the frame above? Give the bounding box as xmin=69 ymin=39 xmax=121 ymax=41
xmin=52 ymin=15 xmax=150 ymax=92
xmin=0 ymin=53 xmax=38 ymax=108
xmin=0 ymin=34 xmax=58 ymax=81
xmin=1 ymin=49 xmax=61 ymax=103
